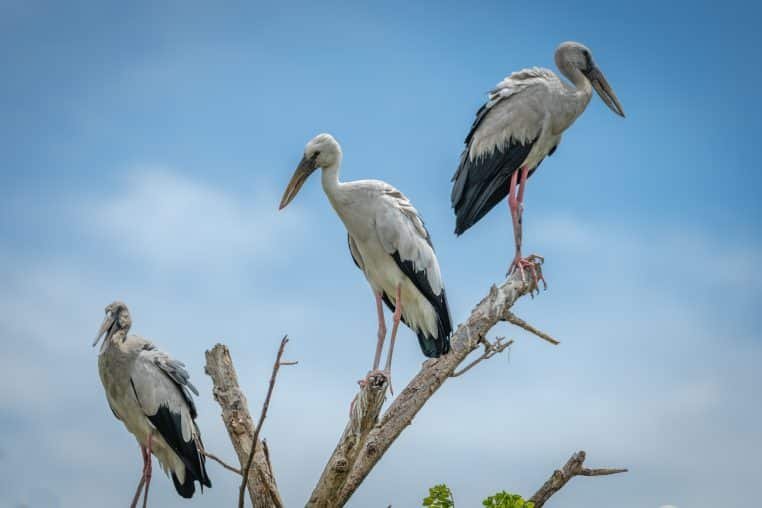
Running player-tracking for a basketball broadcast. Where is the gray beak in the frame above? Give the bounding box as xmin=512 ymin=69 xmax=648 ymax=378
xmin=279 ymin=154 xmax=318 ymax=210
xmin=587 ymin=65 xmax=625 ymax=118
xmin=93 ymin=312 xmax=115 ymax=349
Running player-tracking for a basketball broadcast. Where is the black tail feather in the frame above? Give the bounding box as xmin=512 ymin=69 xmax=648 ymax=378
xmin=172 ymin=470 xmax=195 ymax=499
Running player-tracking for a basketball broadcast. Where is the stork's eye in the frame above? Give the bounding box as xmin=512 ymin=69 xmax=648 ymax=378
xmin=311 ymin=151 xmax=320 ymax=160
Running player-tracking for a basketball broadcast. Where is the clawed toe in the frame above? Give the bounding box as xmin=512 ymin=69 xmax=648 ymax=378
xmin=508 ymin=253 xmax=547 ymax=294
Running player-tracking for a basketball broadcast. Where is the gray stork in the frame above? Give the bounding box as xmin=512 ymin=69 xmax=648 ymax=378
xmin=93 ymin=301 xmax=211 ymax=508
xmin=451 ymin=41 xmax=625 ymax=282
xmin=279 ymin=133 xmax=452 ymax=387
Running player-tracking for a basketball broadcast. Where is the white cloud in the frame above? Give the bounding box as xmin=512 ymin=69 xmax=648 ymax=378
xmin=2 ymin=197 xmax=761 ymax=508
xmin=84 ymin=167 xmax=304 ymax=271
xmin=532 ymin=212 xmax=762 ymax=289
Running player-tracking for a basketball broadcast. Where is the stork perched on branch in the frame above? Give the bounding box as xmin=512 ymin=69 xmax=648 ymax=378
xmin=279 ymin=133 xmax=452 ymax=388
xmin=452 ymin=41 xmax=625 ymax=283
xmin=93 ymin=301 xmax=211 ymax=508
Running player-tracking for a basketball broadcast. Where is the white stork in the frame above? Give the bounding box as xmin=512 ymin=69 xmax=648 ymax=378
xmin=451 ymin=41 xmax=625 ymax=283
xmin=93 ymin=301 xmax=211 ymax=508
xmin=279 ymin=133 xmax=452 ymax=387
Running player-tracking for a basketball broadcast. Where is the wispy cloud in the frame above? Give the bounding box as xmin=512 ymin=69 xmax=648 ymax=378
xmin=532 ymin=213 xmax=762 ymax=289
xmin=83 ymin=167 xmax=304 ymax=272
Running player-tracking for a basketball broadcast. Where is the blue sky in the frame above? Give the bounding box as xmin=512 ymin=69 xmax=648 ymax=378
xmin=1 ymin=1 xmax=760 ymax=507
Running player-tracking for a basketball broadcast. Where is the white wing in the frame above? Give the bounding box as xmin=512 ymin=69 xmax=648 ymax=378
xmin=130 ymin=343 xmax=211 ymax=492
xmin=374 ymin=186 xmax=444 ymax=296
xmin=466 ymin=67 xmax=557 ymax=159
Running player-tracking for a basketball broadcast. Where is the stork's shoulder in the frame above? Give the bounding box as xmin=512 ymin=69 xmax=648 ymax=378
xmin=493 ymin=66 xmax=559 ymax=92
xmin=132 ymin=342 xmax=199 ymax=417
xmin=346 ymin=178 xmax=398 ymax=196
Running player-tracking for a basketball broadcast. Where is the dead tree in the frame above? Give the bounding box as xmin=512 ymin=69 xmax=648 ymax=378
xmin=204 ymin=259 xmax=627 ymax=506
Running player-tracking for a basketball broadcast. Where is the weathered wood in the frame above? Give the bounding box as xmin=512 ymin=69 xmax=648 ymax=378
xmin=204 ymin=344 xmax=284 ymax=508
xmin=307 ymin=373 xmax=387 ymax=507
xmin=529 ymin=451 xmax=627 ymax=508
xmin=309 ymin=265 xmax=542 ymax=507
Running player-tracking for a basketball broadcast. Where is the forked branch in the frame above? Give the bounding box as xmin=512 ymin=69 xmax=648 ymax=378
xmin=204 ymin=343 xmax=286 ymax=508
xmin=529 ymin=450 xmax=627 ymax=508
xmin=309 ymin=262 xmax=550 ymax=507
xmin=238 ymin=335 xmax=294 ymax=508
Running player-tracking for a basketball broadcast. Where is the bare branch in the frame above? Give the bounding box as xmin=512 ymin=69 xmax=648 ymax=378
xmin=529 ymin=451 xmax=627 ymax=508
xmin=307 ymin=373 xmax=387 ymax=507
xmin=203 ymin=451 xmax=242 ymax=475
xmin=238 ymin=336 xmax=292 ymax=508
xmin=505 ymin=311 xmax=560 ymax=345
xmin=204 ymin=344 xmax=284 ymax=508
xmin=451 ymin=337 xmax=514 ymax=377
xmin=308 ymin=264 xmax=543 ymax=507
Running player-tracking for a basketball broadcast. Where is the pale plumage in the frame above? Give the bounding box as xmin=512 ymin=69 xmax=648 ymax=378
xmin=451 ymin=41 xmax=624 ymax=281
xmin=280 ymin=134 xmax=452 ymax=385
xmin=94 ymin=301 xmax=210 ymax=506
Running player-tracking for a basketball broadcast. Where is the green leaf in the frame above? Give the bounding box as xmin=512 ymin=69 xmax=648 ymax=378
xmin=422 ymin=484 xmax=455 ymax=508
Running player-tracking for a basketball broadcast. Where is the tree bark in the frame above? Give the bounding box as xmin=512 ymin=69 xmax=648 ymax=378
xmin=309 ymin=267 xmax=541 ymax=507
xmin=529 ymin=450 xmax=627 ymax=508
xmin=204 ymin=344 xmax=284 ymax=508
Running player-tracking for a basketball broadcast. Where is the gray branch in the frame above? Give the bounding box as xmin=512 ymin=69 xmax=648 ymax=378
xmin=204 ymin=344 xmax=284 ymax=508
xmin=308 ymin=265 xmax=544 ymax=507
xmin=529 ymin=450 xmax=628 ymax=508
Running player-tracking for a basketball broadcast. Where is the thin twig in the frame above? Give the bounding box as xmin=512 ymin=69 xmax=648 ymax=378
xmin=238 ymin=335 xmax=292 ymax=508
xmin=203 ymin=451 xmax=242 ymax=475
xmin=529 ymin=451 xmax=627 ymax=508
xmin=451 ymin=337 xmax=514 ymax=377
xmin=506 ymin=311 xmax=560 ymax=345
xmin=579 ymin=467 xmax=629 ymax=476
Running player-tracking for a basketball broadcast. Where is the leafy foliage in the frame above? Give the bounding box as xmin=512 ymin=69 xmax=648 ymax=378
xmin=422 ymin=484 xmax=534 ymax=508
xmin=482 ymin=491 xmax=534 ymax=508
xmin=423 ymin=484 xmax=454 ymax=508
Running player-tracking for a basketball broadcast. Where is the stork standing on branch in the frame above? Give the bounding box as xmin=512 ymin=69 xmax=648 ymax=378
xmin=279 ymin=133 xmax=453 ymax=388
xmin=93 ymin=301 xmax=211 ymax=508
xmin=451 ymin=41 xmax=625 ymax=283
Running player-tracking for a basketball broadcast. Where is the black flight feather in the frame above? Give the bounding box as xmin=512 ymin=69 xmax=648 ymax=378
xmin=387 ymin=252 xmax=452 ymax=358
xmin=451 ymin=137 xmax=537 ymax=236
xmin=146 ymin=406 xmax=212 ymax=497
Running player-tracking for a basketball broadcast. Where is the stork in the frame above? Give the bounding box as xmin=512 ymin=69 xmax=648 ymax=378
xmin=279 ymin=133 xmax=452 ymax=388
xmin=451 ymin=41 xmax=625 ymax=283
xmin=93 ymin=301 xmax=211 ymax=508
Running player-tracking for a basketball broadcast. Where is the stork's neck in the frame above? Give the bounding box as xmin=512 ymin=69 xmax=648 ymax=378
xmin=555 ymin=65 xmax=594 ymax=132
xmin=320 ymin=162 xmax=343 ymax=199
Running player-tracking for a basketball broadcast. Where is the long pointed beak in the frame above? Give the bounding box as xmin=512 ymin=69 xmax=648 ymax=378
xmin=93 ymin=313 xmax=115 ymax=348
xmin=279 ymin=155 xmax=317 ymax=210
xmin=587 ymin=65 xmax=625 ymax=118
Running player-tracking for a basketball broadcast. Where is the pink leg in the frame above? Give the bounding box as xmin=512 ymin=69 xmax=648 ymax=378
xmin=355 ymin=292 xmax=391 ymax=402
xmin=372 ymin=292 xmax=387 ymax=371
xmin=141 ymin=433 xmax=153 ymax=508
xmin=129 ymin=446 xmax=147 ymax=508
xmin=507 ymin=169 xmax=522 ymax=263
xmin=383 ymin=285 xmax=402 ymax=395
xmin=507 ymin=166 xmax=546 ymax=290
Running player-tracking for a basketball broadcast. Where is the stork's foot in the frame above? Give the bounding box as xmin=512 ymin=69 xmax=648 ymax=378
xmin=357 ymin=369 xmax=390 ymax=390
xmin=350 ymin=370 xmax=391 ymax=415
xmin=508 ymin=253 xmax=547 ymax=294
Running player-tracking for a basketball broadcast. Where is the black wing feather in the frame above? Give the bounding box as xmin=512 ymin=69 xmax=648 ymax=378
xmin=134 ymin=350 xmax=212 ymax=498
xmin=451 ymin=137 xmax=537 ymax=236
xmin=145 ymin=406 xmax=212 ymax=496
xmin=388 ymin=251 xmax=452 ymax=358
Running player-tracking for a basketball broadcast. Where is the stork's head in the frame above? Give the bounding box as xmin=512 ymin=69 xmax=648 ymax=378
xmin=93 ymin=301 xmax=132 ymax=351
xmin=279 ymin=133 xmax=342 ymax=209
xmin=555 ymin=41 xmax=625 ymax=117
